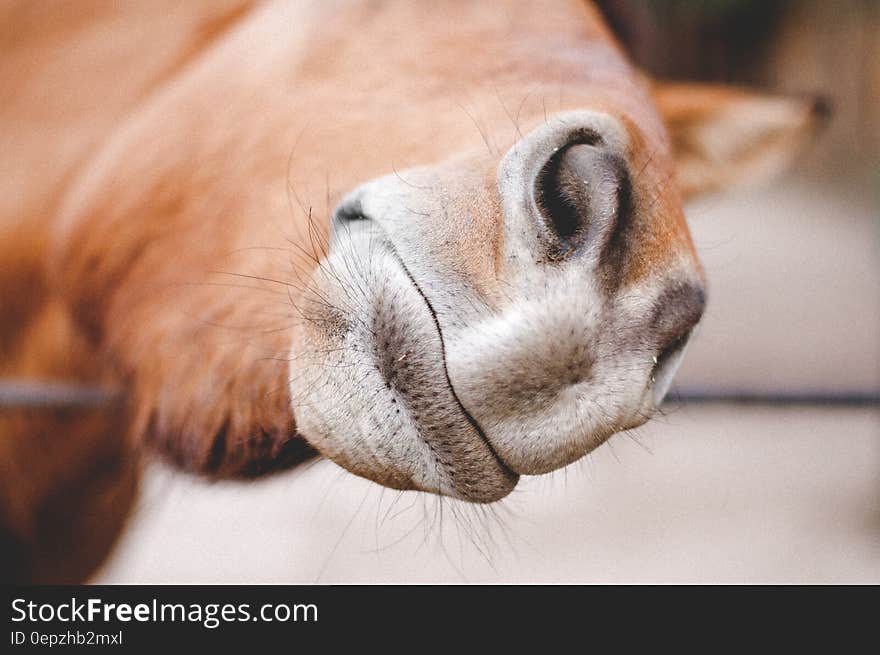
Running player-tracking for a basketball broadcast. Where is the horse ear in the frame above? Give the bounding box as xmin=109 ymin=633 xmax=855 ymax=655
xmin=653 ymin=82 xmax=830 ymax=200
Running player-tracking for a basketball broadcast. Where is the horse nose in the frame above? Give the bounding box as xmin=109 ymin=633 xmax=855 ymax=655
xmin=650 ymin=282 xmax=706 ymax=405
xmin=532 ymin=136 xmax=630 ymax=261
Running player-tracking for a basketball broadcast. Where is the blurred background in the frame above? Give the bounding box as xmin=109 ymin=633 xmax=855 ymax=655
xmin=13 ymin=1 xmax=880 ymax=583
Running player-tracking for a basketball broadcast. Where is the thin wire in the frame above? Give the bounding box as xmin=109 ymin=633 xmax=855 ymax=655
xmin=0 ymin=378 xmax=877 ymax=411
xmin=0 ymin=379 xmax=121 ymax=410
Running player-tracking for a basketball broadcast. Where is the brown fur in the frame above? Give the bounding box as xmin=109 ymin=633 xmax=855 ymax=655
xmin=0 ymin=0 xmax=821 ymax=581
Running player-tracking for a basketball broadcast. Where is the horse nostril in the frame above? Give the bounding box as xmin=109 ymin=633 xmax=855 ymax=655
xmin=330 ymin=196 xmax=374 ymax=247
xmin=647 ymin=283 xmax=704 ymax=405
xmin=650 ymin=326 xmax=694 ymax=406
xmin=534 ymin=140 xmax=629 ymax=260
xmin=654 ymin=328 xmax=692 ymax=377
xmin=333 ymin=205 xmax=370 ymax=224
xmin=651 ymin=282 xmax=706 ymax=356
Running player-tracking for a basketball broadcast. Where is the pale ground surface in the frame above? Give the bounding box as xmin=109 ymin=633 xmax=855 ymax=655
xmin=95 ymin=175 xmax=880 ymax=583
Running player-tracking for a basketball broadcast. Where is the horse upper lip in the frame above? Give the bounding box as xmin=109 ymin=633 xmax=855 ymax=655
xmin=381 ymin=241 xmax=517 ymax=480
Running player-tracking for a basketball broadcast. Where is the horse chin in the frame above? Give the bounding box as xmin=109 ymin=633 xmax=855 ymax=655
xmin=290 ymin=225 xmax=517 ymax=503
